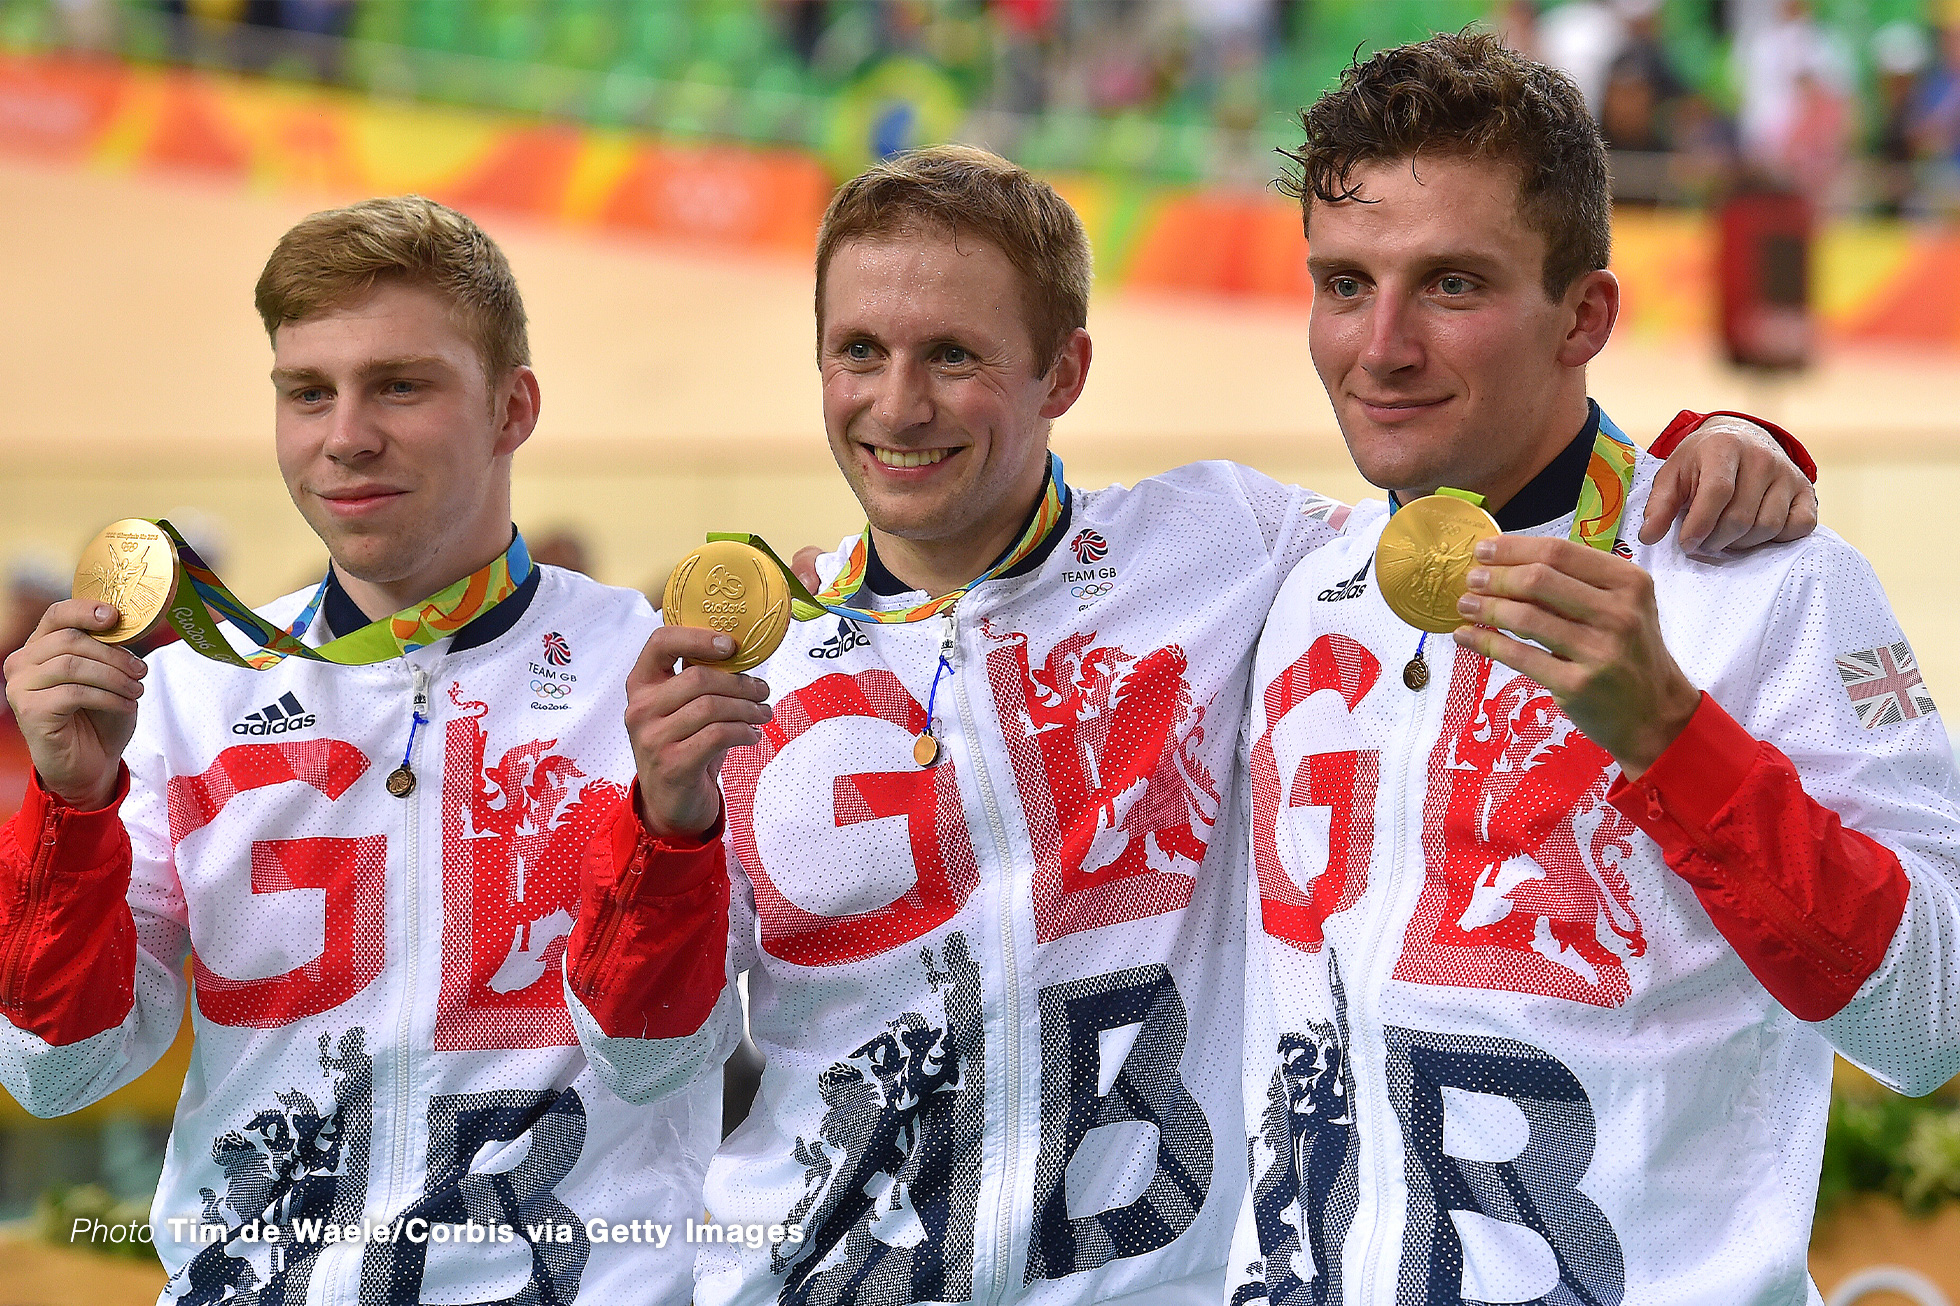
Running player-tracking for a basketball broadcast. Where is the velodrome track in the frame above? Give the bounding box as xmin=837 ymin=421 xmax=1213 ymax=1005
xmin=5 ymin=156 xmax=1960 ymax=708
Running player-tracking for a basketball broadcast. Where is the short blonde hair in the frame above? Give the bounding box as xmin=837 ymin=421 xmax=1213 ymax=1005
xmin=815 ymin=145 xmax=1092 ymax=374
xmin=254 ymin=195 xmax=529 ymax=378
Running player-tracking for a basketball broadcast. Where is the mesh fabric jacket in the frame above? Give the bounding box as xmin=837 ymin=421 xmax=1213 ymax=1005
xmin=1231 ymin=447 xmax=1960 ymax=1306
xmin=0 ymin=566 xmax=720 ymax=1306
xmin=572 ymin=462 xmax=1354 ymax=1306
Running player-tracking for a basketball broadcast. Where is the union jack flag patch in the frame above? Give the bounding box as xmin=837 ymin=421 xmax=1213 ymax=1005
xmin=1836 ymin=640 xmax=1937 ymax=729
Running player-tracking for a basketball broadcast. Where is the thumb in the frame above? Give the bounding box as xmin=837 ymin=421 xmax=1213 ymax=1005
xmin=791 ymin=546 xmax=822 ymax=592
xmin=1639 ymin=460 xmax=1690 ymax=546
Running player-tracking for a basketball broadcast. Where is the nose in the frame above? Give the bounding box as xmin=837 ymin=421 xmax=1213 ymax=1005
xmin=321 ymin=393 xmax=383 ymax=464
xmin=1358 ymin=292 xmax=1423 ymax=381
xmin=869 ymin=356 xmax=934 ymax=435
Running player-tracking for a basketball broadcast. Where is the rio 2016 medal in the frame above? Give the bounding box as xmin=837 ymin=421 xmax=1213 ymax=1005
xmin=1374 ymin=492 xmax=1502 ymax=635
xmin=662 ymin=539 xmax=792 ymax=673
xmin=73 ymin=519 xmax=180 ymax=647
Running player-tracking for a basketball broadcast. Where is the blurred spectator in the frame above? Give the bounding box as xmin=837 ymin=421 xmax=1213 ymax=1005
xmin=1539 ymin=0 xmax=1627 ymax=118
xmin=1872 ymin=21 xmax=1931 ymax=217
xmin=530 ymin=527 xmax=594 ymax=577
xmin=1734 ymin=0 xmax=1852 ymax=191
xmin=1916 ymin=20 xmax=1960 ymax=175
xmin=1779 ymin=65 xmax=1852 ymax=203
xmin=0 ymin=556 xmax=67 ymax=824
xmin=1488 ymin=0 xmax=1542 ymax=59
xmin=1598 ymin=0 xmax=1684 ymax=150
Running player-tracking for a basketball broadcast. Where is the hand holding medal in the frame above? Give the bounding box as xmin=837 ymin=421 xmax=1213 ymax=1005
xmin=660 ymin=540 xmax=793 ymax=672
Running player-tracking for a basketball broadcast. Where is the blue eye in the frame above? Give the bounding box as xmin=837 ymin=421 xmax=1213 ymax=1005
xmin=1438 ymin=275 xmax=1471 ymax=295
xmin=1329 ymin=276 xmax=1361 ymax=297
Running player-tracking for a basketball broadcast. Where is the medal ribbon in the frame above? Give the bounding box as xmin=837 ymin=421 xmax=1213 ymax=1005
xmin=147 ymin=520 xmax=532 ymax=670
xmin=712 ymin=452 xmax=1071 ymax=626
xmin=1393 ymin=411 xmax=1638 ymax=551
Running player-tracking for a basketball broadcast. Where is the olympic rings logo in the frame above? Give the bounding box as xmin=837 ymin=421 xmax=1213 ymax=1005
xmin=531 ymin=680 xmax=571 ymax=698
xmin=1071 ymin=582 xmax=1114 ymax=598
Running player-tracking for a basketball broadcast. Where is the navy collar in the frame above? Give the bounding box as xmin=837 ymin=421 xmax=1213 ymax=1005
xmin=320 ymin=558 xmax=541 ymax=653
xmin=1491 ymin=400 xmax=1604 ymax=533
xmin=863 ymin=467 xmax=1075 ymax=598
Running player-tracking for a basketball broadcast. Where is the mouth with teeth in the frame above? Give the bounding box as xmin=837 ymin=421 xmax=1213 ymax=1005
xmin=869 ymin=446 xmax=954 ymax=470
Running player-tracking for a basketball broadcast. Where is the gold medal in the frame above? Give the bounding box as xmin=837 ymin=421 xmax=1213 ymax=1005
xmin=1374 ymin=494 xmax=1502 ymax=635
xmin=662 ymin=539 xmax=792 ymax=673
xmin=913 ymin=734 xmax=940 ymax=767
xmin=73 ymin=519 xmax=180 ymax=646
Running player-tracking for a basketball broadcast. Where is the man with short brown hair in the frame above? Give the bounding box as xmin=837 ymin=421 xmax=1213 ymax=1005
xmin=568 ymin=145 xmax=1822 ymax=1306
xmin=0 ymin=195 xmax=736 ymax=1304
xmin=1237 ymin=32 xmax=1960 ymax=1305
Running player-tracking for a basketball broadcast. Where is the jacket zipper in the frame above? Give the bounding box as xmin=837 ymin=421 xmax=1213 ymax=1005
xmin=1355 ymin=644 xmax=1428 ymax=1305
xmin=389 ymin=662 xmax=431 ymax=1212
xmin=574 ymin=846 xmax=645 ymax=996
xmin=0 ymin=808 xmax=64 ymax=1009
xmin=944 ymin=601 xmax=1028 ymax=1305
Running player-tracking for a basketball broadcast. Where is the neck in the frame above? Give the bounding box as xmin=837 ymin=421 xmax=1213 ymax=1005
xmin=332 ymin=527 xmax=514 ymax=622
xmin=872 ymin=484 xmax=1046 ymax=598
xmin=1396 ymin=388 xmax=1592 ymax=513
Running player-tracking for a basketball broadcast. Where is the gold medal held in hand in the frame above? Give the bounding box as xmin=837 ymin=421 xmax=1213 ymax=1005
xmin=73 ymin=519 xmax=181 ymax=647
xmin=1374 ymin=491 xmax=1501 ymax=635
xmin=662 ymin=539 xmax=792 ymax=673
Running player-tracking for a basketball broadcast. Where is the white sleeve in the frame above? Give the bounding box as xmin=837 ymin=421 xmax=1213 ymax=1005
xmin=1712 ymin=538 xmax=1960 ymax=1095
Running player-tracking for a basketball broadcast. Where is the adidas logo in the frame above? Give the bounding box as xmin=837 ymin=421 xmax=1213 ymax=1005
xmin=1318 ymin=558 xmax=1372 ymax=602
xmin=808 ymin=618 xmax=870 ymax=660
xmin=233 ymin=691 xmax=318 ymax=736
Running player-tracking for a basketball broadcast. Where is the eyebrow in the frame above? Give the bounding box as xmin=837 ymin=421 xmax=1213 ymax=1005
xmin=1307 ymin=250 xmax=1506 ymax=275
xmin=269 ymin=355 xmax=453 ymax=386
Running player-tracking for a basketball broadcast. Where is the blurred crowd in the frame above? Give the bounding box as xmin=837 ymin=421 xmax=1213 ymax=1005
xmin=3 ymin=0 xmax=1956 ymax=209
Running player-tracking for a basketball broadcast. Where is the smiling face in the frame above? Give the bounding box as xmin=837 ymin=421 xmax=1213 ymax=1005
xmin=819 ymin=231 xmax=1090 ymax=594
xmin=272 ymin=279 xmax=538 ymax=610
xmin=1307 ymin=155 xmax=1615 ymax=508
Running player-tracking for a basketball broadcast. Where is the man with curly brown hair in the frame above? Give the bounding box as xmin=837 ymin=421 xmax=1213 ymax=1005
xmin=1235 ymin=30 xmax=1960 ymax=1306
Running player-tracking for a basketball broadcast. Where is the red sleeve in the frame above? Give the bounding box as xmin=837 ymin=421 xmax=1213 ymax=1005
xmin=0 ymin=766 xmax=139 ymax=1045
xmin=1650 ymin=409 xmax=1818 ymax=482
xmin=566 ymin=782 xmax=730 ymax=1040
xmin=1608 ymin=693 xmax=1908 ymax=1021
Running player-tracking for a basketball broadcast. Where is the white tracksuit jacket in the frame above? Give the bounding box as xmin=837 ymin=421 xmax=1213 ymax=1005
xmin=0 ymin=565 xmax=719 ymax=1306
xmin=1232 ymin=448 xmax=1960 ymax=1306
xmin=569 ymin=462 xmax=1354 ymax=1306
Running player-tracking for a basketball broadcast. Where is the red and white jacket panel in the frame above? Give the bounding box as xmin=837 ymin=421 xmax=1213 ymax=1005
xmin=572 ymin=462 xmax=1357 ymax=1306
xmin=1232 ymin=446 xmax=1958 ymax=1306
xmin=0 ymin=567 xmax=723 ymax=1306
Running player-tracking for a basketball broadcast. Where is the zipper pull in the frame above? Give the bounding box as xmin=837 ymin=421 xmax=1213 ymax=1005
xmin=388 ymin=665 xmax=433 ymax=799
xmin=939 ymin=603 xmax=959 ymax=668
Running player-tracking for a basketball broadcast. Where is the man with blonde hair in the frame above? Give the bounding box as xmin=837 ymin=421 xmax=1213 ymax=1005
xmin=564 ymin=145 xmax=1819 ymax=1306
xmin=0 ymin=196 xmax=740 ymax=1304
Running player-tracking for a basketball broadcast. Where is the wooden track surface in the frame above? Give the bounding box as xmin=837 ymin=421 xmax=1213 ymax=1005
xmin=4 ymin=156 xmax=1959 ymax=702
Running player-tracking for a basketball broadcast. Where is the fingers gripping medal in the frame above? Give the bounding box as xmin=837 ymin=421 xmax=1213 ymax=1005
xmin=662 ymin=540 xmax=792 ymax=672
xmin=73 ymin=519 xmax=180 ymax=650
xmin=1375 ymin=489 xmax=1501 ymax=687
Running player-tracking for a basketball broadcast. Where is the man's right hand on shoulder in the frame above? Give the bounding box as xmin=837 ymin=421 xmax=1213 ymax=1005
xmin=626 ymin=625 xmax=772 ymax=840
xmin=2 ymin=600 xmax=145 ymax=812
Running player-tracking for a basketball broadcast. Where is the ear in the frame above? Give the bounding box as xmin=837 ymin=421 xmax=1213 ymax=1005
xmin=1038 ymin=329 xmax=1093 ymax=421
xmin=1556 ymin=270 xmax=1618 ymax=369
xmin=492 ymin=365 xmax=542 ymax=458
